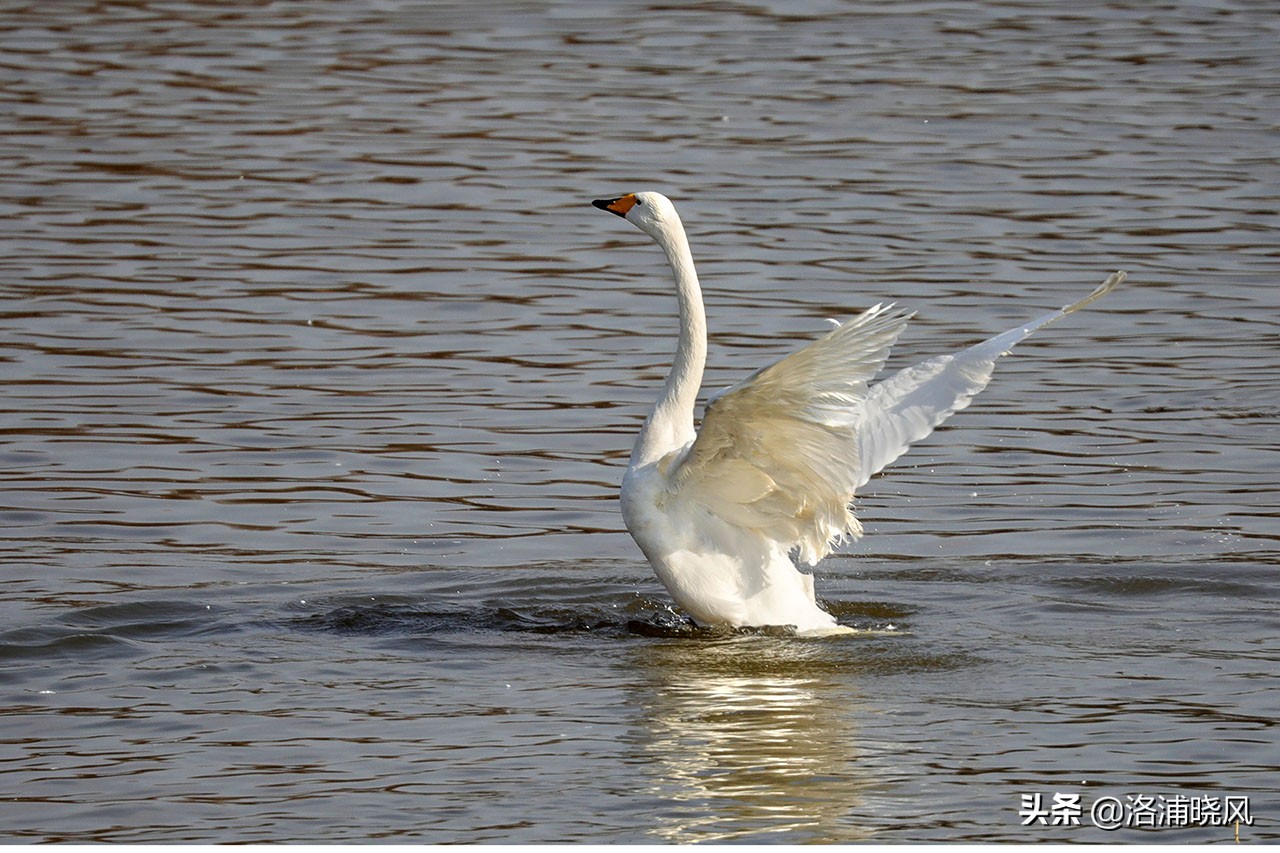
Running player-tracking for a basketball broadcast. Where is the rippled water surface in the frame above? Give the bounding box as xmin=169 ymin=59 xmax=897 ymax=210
xmin=2 ymin=0 xmax=1278 ymax=843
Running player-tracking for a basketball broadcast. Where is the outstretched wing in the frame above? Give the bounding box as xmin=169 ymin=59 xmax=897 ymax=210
xmin=670 ymin=271 xmax=1126 ymax=566
xmin=670 ymin=302 xmax=912 ymax=565
xmin=854 ymin=271 xmax=1126 ymax=485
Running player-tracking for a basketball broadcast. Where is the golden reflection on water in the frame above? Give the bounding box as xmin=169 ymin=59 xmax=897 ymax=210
xmin=632 ymin=637 xmax=873 ymax=843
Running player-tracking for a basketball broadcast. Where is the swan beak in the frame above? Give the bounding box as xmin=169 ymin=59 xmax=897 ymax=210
xmin=592 ymin=195 xmax=637 ymax=218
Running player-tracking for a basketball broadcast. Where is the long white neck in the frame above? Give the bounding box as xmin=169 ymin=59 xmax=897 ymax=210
xmin=630 ymin=215 xmax=706 ymax=469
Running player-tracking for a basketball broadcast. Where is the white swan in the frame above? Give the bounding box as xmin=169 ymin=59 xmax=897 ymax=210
xmin=593 ymin=191 xmax=1124 ymax=635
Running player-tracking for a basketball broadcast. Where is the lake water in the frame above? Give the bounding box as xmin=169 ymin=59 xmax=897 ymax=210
xmin=1 ymin=0 xmax=1277 ymax=843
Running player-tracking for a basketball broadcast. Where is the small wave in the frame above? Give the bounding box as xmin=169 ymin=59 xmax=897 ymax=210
xmin=294 ymin=599 xmax=674 ymax=638
xmin=59 ymin=600 xmax=224 ymax=640
xmin=0 ymin=600 xmax=223 ymax=667
xmin=292 ymin=597 xmax=905 ymax=640
xmin=0 ymin=630 xmax=135 ymax=664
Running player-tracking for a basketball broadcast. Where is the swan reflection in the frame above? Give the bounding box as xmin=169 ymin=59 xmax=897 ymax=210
xmin=632 ymin=636 xmax=872 ymax=843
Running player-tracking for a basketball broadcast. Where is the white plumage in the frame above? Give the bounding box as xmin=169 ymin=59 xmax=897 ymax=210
xmin=593 ymin=191 xmax=1124 ymax=635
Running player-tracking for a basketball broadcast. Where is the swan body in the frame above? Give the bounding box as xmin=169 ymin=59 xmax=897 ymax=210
xmin=593 ymin=191 xmax=1124 ymax=635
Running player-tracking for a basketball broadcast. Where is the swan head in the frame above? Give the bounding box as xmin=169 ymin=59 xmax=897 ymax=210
xmin=592 ymin=191 xmax=682 ymax=241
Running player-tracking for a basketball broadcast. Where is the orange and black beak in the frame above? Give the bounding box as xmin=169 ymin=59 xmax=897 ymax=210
xmin=592 ymin=194 xmax=637 ymax=218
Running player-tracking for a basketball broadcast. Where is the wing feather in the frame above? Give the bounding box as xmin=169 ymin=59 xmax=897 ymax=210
xmin=672 ymin=303 xmax=912 ymax=564
xmin=854 ymin=271 xmax=1127 ymax=485
xmin=667 ymin=272 xmax=1126 ymax=567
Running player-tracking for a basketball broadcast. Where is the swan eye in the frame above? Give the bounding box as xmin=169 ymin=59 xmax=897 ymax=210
xmin=635 ymin=198 xmax=643 ymax=206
